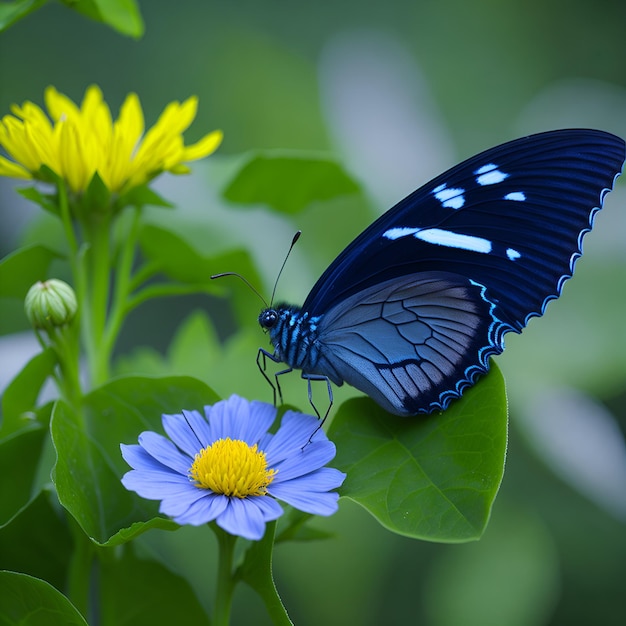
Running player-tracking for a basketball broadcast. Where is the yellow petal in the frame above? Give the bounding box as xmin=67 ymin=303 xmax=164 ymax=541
xmin=174 ymin=96 xmax=199 ymax=134
xmin=181 ymin=130 xmax=223 ymax=161
xmin=168 ymin=163 xmax=191 ymax=175
xmin=10 ymin=101 xmax=52 ymax=134
xmin=1 ymin=117 xmax=42 ymax=171
xmin=104 ymin=93 xmax=144 ymax=191
xmin=0 ymin=155 xmax=32 ymax=179
xmin=152 ymin=96 xmax=198 ymax=136
xmin=81 ymin=86 xmax=112 ymax=149
xmin=25 ymin=121 xmax=58 ymax=172
xmin=58 ymin=121 xmax=91 ymax=193
xmin=117 ymin=92 xmax=144 ymax=141
xmin=80 ymin=85 xmax=104 ymax=115
xmin=44 ymin=86 xmax=80 ymax=122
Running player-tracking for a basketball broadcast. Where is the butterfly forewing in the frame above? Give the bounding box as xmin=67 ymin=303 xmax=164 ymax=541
xmin=303 ymin=130 xmax=625 ymax=332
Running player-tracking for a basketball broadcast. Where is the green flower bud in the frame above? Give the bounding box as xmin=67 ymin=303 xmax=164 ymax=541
xmin=25 ymin=279 xmax=78 ymax=330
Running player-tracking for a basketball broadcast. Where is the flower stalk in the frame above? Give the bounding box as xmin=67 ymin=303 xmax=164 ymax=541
xmin=213 ymin=524 xmax=237 ymax=626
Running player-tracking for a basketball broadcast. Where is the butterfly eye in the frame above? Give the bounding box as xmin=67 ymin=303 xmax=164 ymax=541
xmin=259 ymin=309 xmax=278 ymax=329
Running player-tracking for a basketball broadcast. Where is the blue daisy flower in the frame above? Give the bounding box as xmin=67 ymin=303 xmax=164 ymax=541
xmin=121 ymin=395 xmax=346 ymax=541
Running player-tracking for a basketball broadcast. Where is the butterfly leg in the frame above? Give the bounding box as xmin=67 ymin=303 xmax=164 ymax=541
xmin=257 ymin=348 xmax=291 ymax=406
xmin=302 ymin=373 xmax=333 ymax=422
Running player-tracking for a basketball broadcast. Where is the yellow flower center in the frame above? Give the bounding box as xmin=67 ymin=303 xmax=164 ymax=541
xmin=190 ymin=438 xmax=277 ymax=498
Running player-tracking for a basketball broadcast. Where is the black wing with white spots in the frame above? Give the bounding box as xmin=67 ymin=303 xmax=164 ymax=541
xmin=303 ymin=129 xmax=625 ymax=332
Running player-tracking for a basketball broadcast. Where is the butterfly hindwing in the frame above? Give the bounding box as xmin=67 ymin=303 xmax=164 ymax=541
xmin=312 ymin=272 xmax=502 ymax=416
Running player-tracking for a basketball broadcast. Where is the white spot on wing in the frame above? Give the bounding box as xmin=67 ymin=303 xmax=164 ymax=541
xmin=384 ymin=227 xmax=520 ymax=261
xmin=475 ymin=163 xmax=508 ymax=185
xmin=506 ymin=248 xmax=521 ymax=260
xmin=504 ymin=191 xmax=526 ymax=202
xmin=383 ymin=227 xmax=420 ymax=240
xmin=432 ymin=183 xmax=465 ymax=209
xmin=416 ymin=228 xmax=492 ymax=254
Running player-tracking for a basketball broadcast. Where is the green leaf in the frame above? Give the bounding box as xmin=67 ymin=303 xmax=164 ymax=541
xmin=17 ymin=186 xmax=60 ymax=216
xmin=59 ymin=0 xmax=144 ymax=38
xmin=0 ymin=571 xmax=86 ymax=626
xmin=137 ymin=225 xmax=262 ymax=325
xmin=0 ymin=244 xmax=62 ymax=299
xmin=79 ymin=171 xmax=111 ymax=215
xmin=50 ymin=376 xmax=219 ymax=545
xmin=138 ymin=224 xmax=216 ymax=284
xmin=0 ymin=492 xmax=72 ymax=592
xmin=328 ymin=363 xmax=508 ymax=542
xmin=1 ymin=348 xmax=57 ymax=437
xmin=116 ymin=183 xmax=174 ymax=211
xmin=275 ymin=509 xmax=333 ymax=543
xmin=223 ymin=152 xmax=361 ymax=213
xmin=0 ymin=427 xmax=47 ymax=527
xmin=0 ymin=0 xmax=47 ymax=31
xmin=167 ymin=311 xmax=222 ymax=374
xmin=100 ymin=549 xmax=210 ymax=625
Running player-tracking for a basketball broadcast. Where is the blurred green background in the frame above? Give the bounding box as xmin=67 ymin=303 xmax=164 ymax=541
xmin=1 ymin=1 xmax=626 ymax=624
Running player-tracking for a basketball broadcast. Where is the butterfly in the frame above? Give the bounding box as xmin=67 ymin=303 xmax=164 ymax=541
xmin=256 ymin=129 xmax=625 ymax=417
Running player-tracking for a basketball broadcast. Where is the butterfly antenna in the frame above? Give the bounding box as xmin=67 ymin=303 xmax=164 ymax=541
xmin=269 ymin=230 xmax=301 ymax=306
xmin=210 ymin=272 xmax=269 ymax=308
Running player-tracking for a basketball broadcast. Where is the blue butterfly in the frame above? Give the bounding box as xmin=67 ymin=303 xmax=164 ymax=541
xmin=257 ymin=129 xmax=625 ymax=416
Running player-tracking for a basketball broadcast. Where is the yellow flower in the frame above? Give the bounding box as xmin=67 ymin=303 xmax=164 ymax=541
xmin=0 ymin=85 xmax=223 ymax=194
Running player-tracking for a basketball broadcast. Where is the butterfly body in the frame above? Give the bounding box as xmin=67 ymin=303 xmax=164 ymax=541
xmin=259 ymin=130 xmax=625 ymax=416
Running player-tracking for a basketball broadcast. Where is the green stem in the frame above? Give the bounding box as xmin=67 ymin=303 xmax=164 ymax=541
xmin=57 ymin=181 xmax=79 ymax=258
xmin=67 ymin=517 xmax=94 ymax=620
xmin=127 ymin=260 xmax=161 ymax=293
xmin=212 ymin=524 xmax=238 ymax=626
xmin=50 ymin=323 xmax=83 ymax=409
xmin=80 ymin=213 xmax=112 ymax=388
xmin=235 ymin=520 xmax=293 ymax=625
xmin=100 ymin=206 xmax=141 ymax=364
xmin=57 ymin=182 xmax=84 ymax=405
xmin=125 ymin=282 xmax=208 ymax=315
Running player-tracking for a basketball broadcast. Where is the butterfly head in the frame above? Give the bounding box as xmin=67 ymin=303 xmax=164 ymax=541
xmin=258 ymin=308 xmax=279 ymax=330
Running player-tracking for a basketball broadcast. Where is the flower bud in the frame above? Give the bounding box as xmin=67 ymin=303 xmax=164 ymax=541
xmin=25 ymin=279 xmax=78 ymax=330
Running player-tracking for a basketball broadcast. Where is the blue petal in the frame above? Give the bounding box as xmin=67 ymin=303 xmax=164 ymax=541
xmin=121 ymin=469 xmax=191 ymax=499
xmin=285 ymin=466 xmax=346 ymax=490
xmin=268 ymin=481 xmax=340 ymax=515
xmin=245 ymin=494 xmax=283 ymax=522
xmin=257 ymin=430 xmax=274 ymax=452
xmin=202 ymin=396 xmax=276 ymax=446
xmin=216 ymin=497 xmax=267 ymax=541
xmin=121 ymin=443 xmax=173 ymax=473
xmin=205 ymin=396 xmax=249 ymax=441
xmin=271 ymin=440 xmax=337 ymax=482
xmin=204 ymin=396 xmax=243 ymax=442
xmin=183 ymin=408 xmax=213 ymax=446
xmin=137 ymin=431 xmax=191 ymax=475
xmin=159 ymin=486 xmax=208 ymax=517
xmin=174 ymin=492 xmax=229 ymax=526
xmin=241 ymin=400 xmax=277 ymax=445
xmin=262 ymin=411 xmax=321 ymax=464
xmin=165 ymin=409 xmax=211 ymax=451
